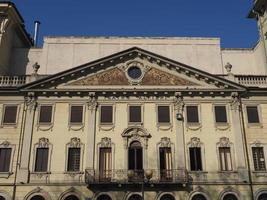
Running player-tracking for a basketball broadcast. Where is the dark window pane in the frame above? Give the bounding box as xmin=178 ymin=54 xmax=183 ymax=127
xmin=39 ymin=105 xmax=53 ymax=124
xmin=97 ymin=195 xmax=112 ymax=200
xmin=0 ymin=196 xmax=6 ymax=200
xmin=30 ymin=196 xmax=45 ymax=200
xmin=70 ymin=106 xmax=83 ymax=123
xmin=64 ymin=195 xmax=80 ymax=200
xmin=158 ymin=106 xmax=170 ymax=123
xmin=0 ymin=148 xmax=11 ymax=172
xmin=67 ymin=148 xmax=80 ymax=171
xmin=99 ymin=147 xmax=112 ymax=180
xmin=100 ymin=106 xmax=113 ymax=123
xmin=3 ymin=105 xmax=17 ymax=124
xmin=252 ymin=147 xmax=266 ymax=171
xmin=186 ymin=106 xmax=199 ymax=123
xmin=189 ymin=147 xmax=202 ymax=171
xmin=258 ymin=193 xmax=267 ymax=200
xmin=129 ymin=194 xmax=142 ymax=200
xmin=223 ymin=194 xmax=238 ymax=200
xmin=129 ymin=106 xmax=141 ymax=123
xmin=35 ymin=148 xmax=49 ymax=172
xmin=215 ymin=106 xmax=227 ymax=123
xmin=160 ymin=194 xmax=175 ymax=200
xmin=192 ymin=194 xmax=206 ymax=200
xmin=247 ymin=106 xmax=260 ymax=123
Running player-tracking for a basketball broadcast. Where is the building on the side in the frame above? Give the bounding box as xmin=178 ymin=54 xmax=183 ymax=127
xmin=0 ymin=1 xmax=267 ymax=200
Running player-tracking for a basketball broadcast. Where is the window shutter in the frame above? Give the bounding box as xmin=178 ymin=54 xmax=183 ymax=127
xmin=158 ymin=106 xmax=170 ymax=123
xmin=215 ymin=106 xmax=227 ymax=123
xmin=129 ymin=106 xmax=141 ymax=123
xmin=186 ymin=106 xmax=199 ymax=123
xmin=39 ymin=106 xmax=53 ymax=124
xmin=100 ymin=106 xmax=113 ymax=123
xmin=35 ymin=148 xmax=49 ymax=172
xmin=219 ymin=147 xmax=232 ymax=171
xmin=247 ymin=106 xmax=260 ymax=123
xmin=3 ymin=105 xmax=17 ymax=124
xmin=67 ymin=148 xmax=81 ymax=171
xmin=0 ymin=148 xmax=11 ymax=172
xmin=70 ymin=106 xmax=83 ymax=123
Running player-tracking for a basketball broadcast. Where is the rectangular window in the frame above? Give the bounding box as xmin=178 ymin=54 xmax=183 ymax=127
xmin=129 ymin=105 xmax=142 ymax=123
xmin=219 ymin=147 xmax=232 ymax=171
xmin=158 ymin=106 xmax=170 ymax=123
xmin=0 ymin=148 xmax=11 ymax=172
xmin=99 ymin=147 xmax=112 ymax=180
xmin=186 ymin=106 xmax=199 ymax=123
xmin=39 ymin=105 xmax=53 ymax=124
xmin=3 ymin=105 xmax=17 ymax=125
xmin=215 ymin=106 xmax=227 ymax=123
xmin=67 ymin=148 xmax=81 ymax=172
xmin=100 ymin=106 xmax=113 ymax=124
xmin=247 ymin=106 xmax=260 ymax=123
xmin=70 ymin=105 xmax=83 ymax=124
xmin=189 ymin=147 xmax=202 ymax=171
xmin=34 ymin=148 xmax=49 ymax=172
xmin=252 ymin=147 xmax=266 ymax=171
xmin=159 ymin=147 xmax=172 ymax=180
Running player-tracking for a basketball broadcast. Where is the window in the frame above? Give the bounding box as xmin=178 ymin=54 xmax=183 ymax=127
xmin=96 ymin=195 xmax=112 ymax=200
xmin=189 ymin=147 xmax=202 ymax=171
xmin=159 ymin=147 xmax=172 ymax=180
xmin=64 ymin=195 xmax=80 ymax=200
xmin=247 ymin=106 xmax=260 ymax=123
xmin=70 ymin=105 xmax=83 ymax=124
xmin=99 ymin=147 xmax=112 ymax=180
xmin=0 ymin=148 xmax=11 ymax=172
xmin=30 ymin=196 xmax=45 ymax=200
xmin=0 ymin=196 xmax=5 ymax=200
xmin=258 ymin=193 xmax=267 ymax=200
xmin=67 ymin=148 xmax=81 ymax=171
xmin=186 ymin=106 xmax=199 ymax=123
xmin=2 ymin=105 xmax=17 ymax=125
xmin=214 ymin=105 xmax=227 ymax=123
xmin=223 ymin=194 xmax=238 ymax=200
xmin=252 ymin=147 xmax=266 ymax=171
xmin=219 ymin=147 xmax=232 ymax=171
xmin=128 ymin=194 xmax=142 ymax=200
xmin=129 ymin=105 xmax=142 ymax=123
xmin=192 ymin=194 xmax=207 ymax=200
xmin=34 ymin=148 xmax=49 ymax=172
xmin=100 ymin=106 xmax=113 ymax=124
xmin=39 ymin=105 xmax=53 ymax=124
xmin=158 ymin=106 xmax=170 ymax=123
xmin=160 ymin=194 xmax=175 ymax=200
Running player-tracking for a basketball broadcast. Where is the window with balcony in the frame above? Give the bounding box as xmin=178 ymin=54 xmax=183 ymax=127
xmin=246 ymin=106 xmax=260 ymax=123
xmin=67 ymin=148 xmax=81 ymax=172
xmin=186 ymin=106 xmax=199 ymax=123
xmin=189 ymin=147 xmax=202 ymax=171
xmin=70 ymin=105 xmax=83 ymax=124
xmin=0 ymin=148 xmax=11 ymax=172
xmin=129 ymin=105 xmax=142 ymax=124
xmin=219 ymin=147 xmax=232 ymax=171
xmin=34 ymin=148 xmax=49 ymax=172
xmin=99 ymin=147 xmax=112 ymax=181
xmin=159 ymin=147 xmax=172 ymax=181
xmin=38 ymin=105 xmax=53 ymax=124
xmin=2 ymin=105 xmax=18 ymax=125
xmin=100 ymin=105 xmax=113 ymax=124
xmin=252 ymin=147 xmax=266 ymax=171
xmin=128 ymin=141 xmax=143 ymax=180
xmin=214 ymin=105 xmax=227 ymax=123
xmin=157 ymin=106 xmax=170 ymax=123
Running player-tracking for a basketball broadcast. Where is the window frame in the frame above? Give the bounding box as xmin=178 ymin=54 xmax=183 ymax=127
xmin=68 ymin=104 xmax=85 ymax=130
xmin=128 ymin=104 xmax=143 ymax=125
xmin=0 ymin=141 xmax=15 ymax=176
xmin=213 ymin=104 xmax=230 ymax=126
xmin=251 ymin=146 xmax=266 ymax=172
xmin=156 ymin=104 xmax=172 ymax=126
xmin=218 ymin=147 xmax=233 ymax=171
xmin=37 ymin=104 xmax=55 ymax=128
xmin=245 ymin=104 xmax=262 ymax=127
xmin=1 ymin=104 xmax=20 ymax=127
xmin=99 ymin=104 xmax=115 ymax=126
xmin=185 ymin=104 xmax=201 ymax=129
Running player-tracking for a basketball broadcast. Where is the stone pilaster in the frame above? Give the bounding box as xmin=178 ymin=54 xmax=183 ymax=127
xmin=17 ymin=93 xmax=37 ymax=183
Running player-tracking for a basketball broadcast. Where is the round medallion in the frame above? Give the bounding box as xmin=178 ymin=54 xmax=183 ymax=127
xmin=127 ymin=66 xmax=142 ymax=79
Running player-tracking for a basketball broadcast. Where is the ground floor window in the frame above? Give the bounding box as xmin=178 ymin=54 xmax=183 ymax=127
xmin=192 ymin=194 xmax=206 ymax=200
xmin=64 ymin=195 xmax=80 ymax=200
xmin=258 ymin=193 xmax=267 ymax=200
xmin=30 ymin=195 xmax=45 ymax=200
xmin=0 ymin=196 xmax=5 ymax=200
xmin=160 ymin=194 xmax=175 ymax=200
xmin=223 ymin=194 xmax=238 ymax=200
xmin=97 ymin=195 xmax=112 ymax=200
xmin=128 ymin=194 xmax=142 ymax=200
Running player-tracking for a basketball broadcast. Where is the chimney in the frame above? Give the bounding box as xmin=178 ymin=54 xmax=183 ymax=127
xmin=33 ymin=20 xmax=41 ymax=47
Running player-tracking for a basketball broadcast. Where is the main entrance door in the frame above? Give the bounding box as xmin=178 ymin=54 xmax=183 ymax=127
xmin=128 ymin=141 xmax=143 ymax=180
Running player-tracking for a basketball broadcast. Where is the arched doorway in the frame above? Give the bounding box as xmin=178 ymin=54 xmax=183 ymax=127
xmin=128 ymin=194 xmax=142 ymax=200
xmin=96 ymin=194 xmax=112 ymax=200
xmin=128 ymin=141 xmax=143 ymax=181
xmin=0 ymin=196 xmax=5 ymax=200
xmin=160 ymin=194 xmax=175 ymax=200
xmin=258 ymin=193 xmax=267 ymax=200
xmin=223 ymin=194 xmax=238 ymax=200
xmin=30 ymin=195 xmax=45 ymax=200
xmin=191 ymin=194 xmax=207 ymax=200
xmin=64 ymin=195 xmax=79 ymax=200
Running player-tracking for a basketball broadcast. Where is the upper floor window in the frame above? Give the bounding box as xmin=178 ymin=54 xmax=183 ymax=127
xmin=214 ymin=105 xmax=227 ymax=123
xmin=34 ymin=148 xmax=49 ymax=172
xmin=0 ymin=148 xmax=11 ymax=172
xmin=100 ymin=105 xmax=113 ymax=124
xmin=67 ymin=147 xmax=81 ymax=172
xmin=38 ymin=105 xmax=53 ymax=124
xmin=219 ymin=147 xmax=232 ymax=171
xmin=129 ymin=105 xmax=142 ymax=124
xmin=70 ymin=105 xmax=83 ymax=124
xmin=99 ymin=147 xmax=112 ymax=180
xmin=2 ymin=105 xmax=18 ymax=125
xmin=252 ymin=147 xmax=266 ymax=171
xmin=189 ymin=147 xmax=202 ymax=171
xmin=246 ymin=106 xmax=260 ymax=123
xmin=186 ymin=105 xmax=199 ymax=123
xmin=157 ymin=106 xmax=170 ymax=124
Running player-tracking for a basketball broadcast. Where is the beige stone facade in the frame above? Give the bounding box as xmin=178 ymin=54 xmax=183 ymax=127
xmin=1 ymin=1 xmax=267 ymax=200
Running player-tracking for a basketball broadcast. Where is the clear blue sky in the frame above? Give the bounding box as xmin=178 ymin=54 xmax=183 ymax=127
xmin=11 ymin=0 xmax=259 ymax=48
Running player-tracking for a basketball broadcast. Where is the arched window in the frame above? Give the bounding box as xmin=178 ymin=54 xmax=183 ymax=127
xmin=30 ymin=195 xmax=45 ymax=200
xmin=97 ymin=194 xmax=112 ymax=200
xmin=64 ymin=195 xmax=79 ymax=200
xmin=192 ymin=194 xmax=207 ymax=200
xmin=223 ymin=194 xmax=238 ymax=200
xmin=128 ymin=194 xmax=142 ymax=200
xmin=258 ymin=193 xmax=267 ymax=200
xmin=128 ymin=141 xmax=143 ymax=181
xmin=0 ymin=196 xmax=6 ymax=200
xmin=160 ymin=194 xmax=175 ymax=200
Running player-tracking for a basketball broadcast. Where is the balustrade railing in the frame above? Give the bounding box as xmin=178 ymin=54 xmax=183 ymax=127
xmin=0 ymin=76 xmax=26 ymax=86
xmin=235 ymin=75 xmax=267 ymax=87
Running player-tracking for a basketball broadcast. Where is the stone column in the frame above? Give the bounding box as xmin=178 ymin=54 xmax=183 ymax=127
xmin=17 ymin=94 xmax=37 ymax=183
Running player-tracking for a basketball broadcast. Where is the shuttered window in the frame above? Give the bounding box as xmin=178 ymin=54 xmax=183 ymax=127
xmin=219 ymin=147 xmax=232 ymax=171
xmin=159 ymin=147 xmax=172 ymax=180
xmin=0 ymin=148 xmax=11 ymax=172
xmin=34 ymin=148 xmax=49 ymax=172
xmin=252 ymin=147 xmax=266 ymax=171
xmin=129 ymin=106 xmax=141 ymax=123
xmin=247 ymin=106 xmax=260 ymax=123
xmin=70 ymin=105 xmax=83 ymax=124
xmin=3 ymin=105 xmax=17 ymax=124
xmin=186 ymin=106 xmax=199 ymax=123
xmin=99 ymin=147 xmax=112 ymax=180
xmin=67 ymin=148 xmax=81 ymax=171
xmin=158 ymin=106 xmax=170 ymax=123
xmin=189 ymin=147 xmax=202 ymax=171
xmin=215 ymin=106 xmax=227 ymax=123
xmin=39 ymin=105 xmax=53 ymax=124
xmin=100 ymin=106 xmax=113 ymax=124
